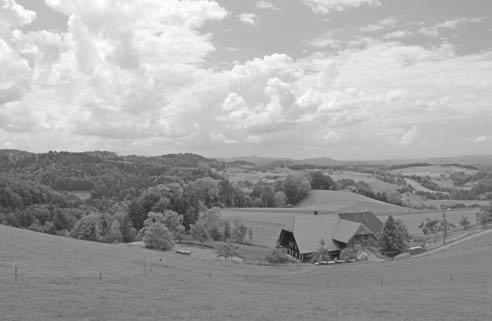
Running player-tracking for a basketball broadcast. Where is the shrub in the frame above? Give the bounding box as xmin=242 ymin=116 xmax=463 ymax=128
xmin=273 ymin=191 xmax=287 ymax=207
xmin=190 ymin=221 xmax=210 ymax=244
xmin=265 ymin=249 xmax=295 ymax=264
xmin=339 ymin=247 xmax=358 ymax=260
xmin=143 ymin=223 xmax=174 ymax=251
xmin=216 ymin=242 xmax=239 ymax=260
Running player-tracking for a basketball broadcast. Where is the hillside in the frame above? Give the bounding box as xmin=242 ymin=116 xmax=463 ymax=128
xmin=295 ymin=190 xmax=412 ymax=214
xmin=1 ymin=224 xmax=491 ymax=321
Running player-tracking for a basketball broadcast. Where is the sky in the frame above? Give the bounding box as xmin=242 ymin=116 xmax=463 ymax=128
xmin=0 ymin=0 xmax=491 ymax=160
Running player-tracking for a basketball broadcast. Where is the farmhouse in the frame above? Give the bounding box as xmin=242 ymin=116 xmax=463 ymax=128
xmin=277 ymin=211 xmax=383 ymax=262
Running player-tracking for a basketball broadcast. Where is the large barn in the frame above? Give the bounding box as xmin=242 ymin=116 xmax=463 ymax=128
xmin=277 ymin=211 xmax=383 ymax=262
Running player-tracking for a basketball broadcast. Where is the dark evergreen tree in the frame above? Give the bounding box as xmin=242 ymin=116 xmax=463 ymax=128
xmin=379 ymin=215 xmax=406 ymax=258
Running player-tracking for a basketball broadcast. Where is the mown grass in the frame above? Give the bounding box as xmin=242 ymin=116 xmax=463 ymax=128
xmin=1 ymin=224 xmax=491 ymax=321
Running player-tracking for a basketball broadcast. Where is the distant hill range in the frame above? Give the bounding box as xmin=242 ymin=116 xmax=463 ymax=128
xmin=222 ymin=154 xmax=492 ymax=168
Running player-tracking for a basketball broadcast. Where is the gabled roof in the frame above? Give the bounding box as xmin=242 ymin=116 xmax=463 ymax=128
xmin=282 ymin=215 xmax=340 ymax=253
xmin=280 ymin=212 xmax=383 ymax=255
xmin=338 ymin=212 xmax=383 ymax=238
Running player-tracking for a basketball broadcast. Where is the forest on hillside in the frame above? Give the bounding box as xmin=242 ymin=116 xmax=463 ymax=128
xmin=1 ymin=149 xmax=492 ymax=245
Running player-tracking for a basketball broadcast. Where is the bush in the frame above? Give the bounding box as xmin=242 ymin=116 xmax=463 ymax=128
xmin=265 ymin=249 xmax=295 ymax=264
xmin=340 ymin=245 xmax=367 ymax=261
xmin=190 ymin=221 xmax=210 ymax=244
xmin=216 ymin=242 xmax=239 ymax=260
xmin=459 ymin=216 xmax=471 ymax=230
xmin=143 ymin=223 xmax=174 ymax=251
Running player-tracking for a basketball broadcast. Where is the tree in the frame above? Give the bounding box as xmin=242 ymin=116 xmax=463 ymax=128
xmin=190 ymin=221 xmax=210 ymax=244
xmin=216 ymin=242 xmax=239 ymax=260
xmin=52 ymin=209 xmax=69 ymax=231
xmin=70 ymin=213 xmax=100 ymax=241
xmin=110 ymin=219 xmax=123 ymax=243
xmin=379 ymin=215 xmax=406 ymax=258
xmin=128 ymin=200 xmax=146 ymax=230
xmin=459 ymin=216 xmax=471 ymax=230
xmin=260 ymin=185 xmax=275 ymax=207
xmin=143 ymin=223 xmax=174 ymax=251
xmin=282 ymin=174 xmax=311 ymax=205
xmin=476 ymin=204 xmax=491 ymax=228
xmin=309 ymin=171 xmax=337 ymax=190
xmin=395 ymin=218 xmax=410 ymax=242
xmin=232 ymin=219 xmax=248 ymax=243
xmin=418 ymin=218 xmax=441 ymax=236
xmin=273 ymin=191 xmax=287 ymax=208
xmin=161 ymin=210 xmax=185 ymax=237
xmin=223 ymin=220 xmax=231 ymax=240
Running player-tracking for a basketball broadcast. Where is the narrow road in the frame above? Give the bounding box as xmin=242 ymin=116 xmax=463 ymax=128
xmin=412 ymin=228 xmax=492 ymax=258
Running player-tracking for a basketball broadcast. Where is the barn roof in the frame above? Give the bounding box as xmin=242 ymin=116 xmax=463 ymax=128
xmin=280 ymin=212 xmax=382 ymax=255
xmin=283 ymin=215 xmax=340 ymax=253
xmin=338 ymin=212 xmax=383 ymax=238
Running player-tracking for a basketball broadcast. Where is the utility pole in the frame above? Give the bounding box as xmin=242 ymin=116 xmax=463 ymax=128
xmin=442 ymin=208 xmax=448 ymax=245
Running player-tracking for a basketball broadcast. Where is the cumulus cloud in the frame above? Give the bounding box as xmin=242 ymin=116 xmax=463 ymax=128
xmin=1 ymin=0 xmax=492 ymax=158
xmin=474 ymin=136 xmax=487 ymax=143
xmin=237 ymin=13 xmax=257 ymax=26
xmin=359 ymin=18 xmax=397 ymax=32
xmin=400 ymin=126 xmax=421 ymax=145
xmin=303 ymin=0 xmax=381 ymax=14
xmin=418 ymin=17 xmax=483 ymax=38
xmin=256 ymin=0 xmax=279 ymax=10
xmin=383 ymin=30 xmax=411 ymax=39
xmin=0 ymin=0 xmax=36 ymax=31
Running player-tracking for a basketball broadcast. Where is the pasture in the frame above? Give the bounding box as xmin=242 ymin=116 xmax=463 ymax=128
xmin=295 ymin=190 xmax=413 ymax=214
xmin=329 ymin=170 xmax=401 ymax=192
xmin=389 ymin=165 xmax=478 ymax=178
xmin=1 ymin=224 xmax=491 ymax=321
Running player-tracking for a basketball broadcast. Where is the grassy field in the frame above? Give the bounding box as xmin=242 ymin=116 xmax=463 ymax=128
xmin=329 ymin=170 xmax=401 ymax=192
xmin=390 ymin=165 xmax=478 ymax=178
xmin=386 ymin=208 xmax=480 ymax=235
xmin=1 ymin=224 xmax=491 ymax=321
xmin=295 ymin=190 xmax=412 ymax=214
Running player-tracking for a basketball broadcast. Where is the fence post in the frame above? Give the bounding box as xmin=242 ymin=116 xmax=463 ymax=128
xmin=99 ymin=272 xmax=102 ymax=280
xmin=14 ymin=266 xmax=18 ymax=281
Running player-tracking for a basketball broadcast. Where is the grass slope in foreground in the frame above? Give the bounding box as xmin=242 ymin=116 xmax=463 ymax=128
xmin=1 ymin=224 xmax=491 ymax=321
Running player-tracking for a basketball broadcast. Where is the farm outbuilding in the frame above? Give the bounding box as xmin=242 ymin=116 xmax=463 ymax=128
xmin=277 ymin=211 xmax=383 ymax=262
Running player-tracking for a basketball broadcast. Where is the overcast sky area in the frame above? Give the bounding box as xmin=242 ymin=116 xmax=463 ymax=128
xmin=0 ymin=0 xmax=491 ymax=160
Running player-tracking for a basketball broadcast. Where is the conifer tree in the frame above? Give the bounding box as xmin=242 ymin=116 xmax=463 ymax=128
xmin=379 ymin=215 xmax=406 ymax=258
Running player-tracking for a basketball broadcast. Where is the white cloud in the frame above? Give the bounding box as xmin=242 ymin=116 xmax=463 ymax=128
xmin=359 ymin=18 xmax=397 ymax=32
xmin=322 ymin=131 xmax=341 ymax=142
xmin=1 ymin=0 xmax=492 ymax=158
xmin=383 ymin=30 xmax=410 ymax=39
xmin=0 ymin=0 xmax=36 ymax=30
xmin=474 ymin=136 xmax=487 ymax=143
xmin=237 ymin=13 xmax=257 ymax=26
xmin=418 ymin=17 xmax=483 ymax=38
xmin=256 ymin=0 xmax=279 ymax=11
xmin=400 ymin=126 xmax=421 ymax=145
xmin=303 ymin=0 xmax=381 ymax=14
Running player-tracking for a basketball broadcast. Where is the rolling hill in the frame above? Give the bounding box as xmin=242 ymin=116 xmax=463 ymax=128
xmin=295 ymin=190 xmax=412 ymax=214
xmin=1 ymin=223 xmax=491 ymax=321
